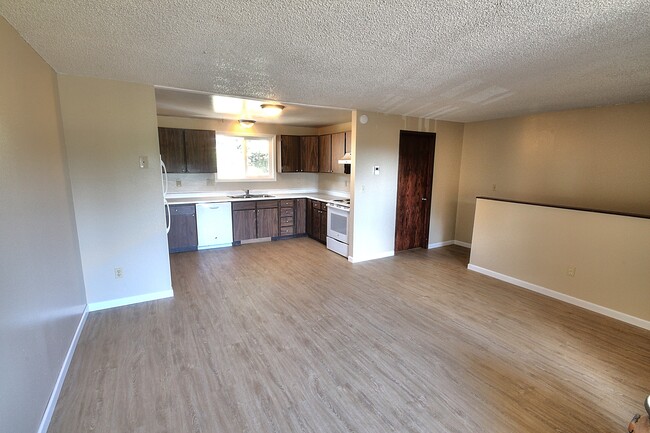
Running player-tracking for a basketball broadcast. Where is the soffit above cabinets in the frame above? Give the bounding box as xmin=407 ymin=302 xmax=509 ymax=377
xmin=2 ymin=0 xmax=649 ymax=122
xmin=155 ymin=87 xmax=352 ymax=127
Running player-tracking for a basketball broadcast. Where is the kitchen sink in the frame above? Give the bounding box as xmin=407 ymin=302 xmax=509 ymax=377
xmin=228 ymin=194 xmax=275 ymax=199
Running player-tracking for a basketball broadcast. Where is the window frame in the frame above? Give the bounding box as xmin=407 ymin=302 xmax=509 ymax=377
xmin=214 ymin=131 xmax=276 ymax=182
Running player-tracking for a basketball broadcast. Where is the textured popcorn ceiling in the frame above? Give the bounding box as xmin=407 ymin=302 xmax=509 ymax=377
xmin=2 ymin=0 xmax=649 ymax=122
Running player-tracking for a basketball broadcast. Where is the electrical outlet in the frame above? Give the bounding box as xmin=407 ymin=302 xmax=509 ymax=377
xmin=567 ymin=266 xmax=576 ymax=277
xmin=138 ymin=156 xmax=149 ymax=169
xmin=492 ymin=183 xmax=497 ymax=192
xmin=114 ymin=267 xmax=124 ymax=279
xmin=176 ymin=180 xmax=182 ymax=187
xmin=206 ymin=178 xmax=215 ymax=186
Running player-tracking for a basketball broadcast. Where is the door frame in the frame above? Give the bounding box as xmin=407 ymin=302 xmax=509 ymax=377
xmin=394 ymin=130 xmax=436 ymax=251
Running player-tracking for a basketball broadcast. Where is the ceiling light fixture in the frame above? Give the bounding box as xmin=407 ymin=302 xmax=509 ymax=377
xmin=260 ymin=103 xmax=285 ymax=116
xmin=238 ymin=119 xmax=256 ymax=128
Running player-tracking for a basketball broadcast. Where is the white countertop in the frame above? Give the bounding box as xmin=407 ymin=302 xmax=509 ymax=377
xmin=165 ymin=191 xmax=349 ymax=205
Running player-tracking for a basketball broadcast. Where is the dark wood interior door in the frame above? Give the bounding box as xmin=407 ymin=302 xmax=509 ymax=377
xmin=395 ymin=131 xmax=436 ymax=251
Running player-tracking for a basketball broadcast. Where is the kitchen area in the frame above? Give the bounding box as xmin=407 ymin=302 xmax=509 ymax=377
xmin=156 ymin=88 xmax=354 ymax=259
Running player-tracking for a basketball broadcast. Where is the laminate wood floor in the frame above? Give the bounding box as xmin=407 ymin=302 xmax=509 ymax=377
xmin=48 ymin=239 xmax=650 ymax=433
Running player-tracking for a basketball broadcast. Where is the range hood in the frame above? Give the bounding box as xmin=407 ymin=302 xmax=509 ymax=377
xmin=338 ymin=152 xmax=352 ymax=164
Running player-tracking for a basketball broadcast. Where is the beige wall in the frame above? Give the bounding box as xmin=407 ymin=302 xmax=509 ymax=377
xmin=456 ymin=102 xmax=650 ymax=243
xmin=0 ymin=17 xmax=86 ymax=433
xmin=350 ymin=112 xmax=464 ymax=261
xmin=469 ymin=199 xmax=650 ymax=325
xmin=58 ymin=76 xmax=172 ymax=305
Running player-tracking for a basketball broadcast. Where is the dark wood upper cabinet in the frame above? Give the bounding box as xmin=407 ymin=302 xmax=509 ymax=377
xmin=184 ymin=129 xmax=217 ymax=173
xmin=158 ymin=127 xmax=216 ymax=173
xmin=300 ymin=136 xmax=319 ymax=172
xmin=331 ymin=132 xmax=346 ymax=174
xmin=158 ymin=128 xmax=186 ymax=173
xmin=280 ymin=135 xmax=301 ymax=172
xmin=318 ymin=134 xmax=332 ymax=173
xmin=279 ymin=133 xmax=349 ymax=174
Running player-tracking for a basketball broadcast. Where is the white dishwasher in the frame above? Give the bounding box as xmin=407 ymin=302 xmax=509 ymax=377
xmin=196 ymin=202 xmax=233 ymax=249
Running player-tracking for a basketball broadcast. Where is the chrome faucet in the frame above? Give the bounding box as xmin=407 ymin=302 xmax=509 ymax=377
xmin=245 ymin=189 xmax=250 ymax=196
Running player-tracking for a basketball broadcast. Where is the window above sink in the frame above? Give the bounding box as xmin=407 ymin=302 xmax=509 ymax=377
xmin=216 ymin=133 xmax=276 ymax=182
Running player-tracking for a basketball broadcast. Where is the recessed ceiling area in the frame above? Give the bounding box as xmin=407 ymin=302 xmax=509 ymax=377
xmin=1 ymin=1 xmax=649 ymax=122
xmin=155 ymin=87 xmax=351 ymax=127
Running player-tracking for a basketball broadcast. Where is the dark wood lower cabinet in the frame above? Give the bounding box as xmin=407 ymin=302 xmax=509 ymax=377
xmin=307 ymin=199 xmax=327 ymax=244
xmin=167 ymin=204 xmax=198 ymax=253
xmin=232 ymin=209 xmax=257 ymax=241
xmin=295 ymin=198 xmax=306 ymax=234
xmin=306 ymin=199 xmax=313 ymax=237
xmin=167 ymin=197 xmax=327 ymax=252
xmin=257 ymin=208 xmax=279 ymax=238
xmin=232 ymin=200 xmax=279 ymax=242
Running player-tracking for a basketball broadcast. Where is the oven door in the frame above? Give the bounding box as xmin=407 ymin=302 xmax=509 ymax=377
xmin=326 ymin=205 xmax=349 ymax=243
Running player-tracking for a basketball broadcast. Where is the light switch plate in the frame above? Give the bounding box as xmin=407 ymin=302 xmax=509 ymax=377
xmin=373 ymin=166 xmax=380 ymax=175
xmin=139 ymin=156 xmax=149 ymax=168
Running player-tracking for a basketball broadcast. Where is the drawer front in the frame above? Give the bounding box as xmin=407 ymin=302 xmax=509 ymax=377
xmin=257 ymin=200 xmax=279 ymax=209
xmin=280 ymin=207 xmax=294 ymax=217
xmin=312 ymin=201 xmax=322 ymax=210
xmin=280 ymin=199 xmax=294 ymax=208
xmin=280 ymin=226 xmax=294 ymax=236
xmin=171 ymin=204 xmax=196 ymax=215
xmin=280 ymin=216 xmax=294 ymax=226
xmin=232 ymin=201 xmax=256 ymax=211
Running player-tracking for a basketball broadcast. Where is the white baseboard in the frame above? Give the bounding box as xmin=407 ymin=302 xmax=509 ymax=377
xmin=88 ymin=289 xmax=174 ymax=312
xmin=38 ymin=306 xmax=88 ymax=433
xmin=428 ymin=240 xmax=454 ymax=249
xmin=428 ymin=240 xmax=471 ymax=249
xmin=467 ymin=264 xmax=650 ymax=331
xmin=348 ymin=250 xmax=394 ymax=263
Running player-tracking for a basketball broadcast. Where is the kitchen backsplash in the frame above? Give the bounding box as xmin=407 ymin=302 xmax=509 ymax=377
xmin=165 ymin=172 xmax=349 ymax=196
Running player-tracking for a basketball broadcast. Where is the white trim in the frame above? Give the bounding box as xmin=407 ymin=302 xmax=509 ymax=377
xmin=467 ymin=264 xmax=650 ymax=331
xmin=88 ymin=289 xmax=174 ymax=312
xmin=38 ymin=306 xmax=88 ymax=433
xmin=454 ymin=240 xmax=471 ymax=248
xmin=428 ymin=240 xmax=454 ymax=249
xmin=348 ymin=250 xmax=394 ymax=263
